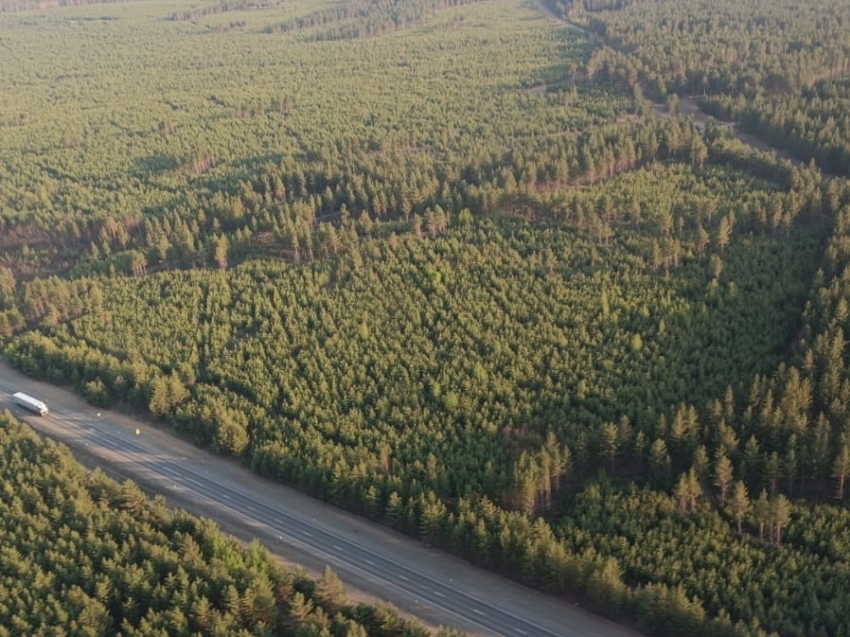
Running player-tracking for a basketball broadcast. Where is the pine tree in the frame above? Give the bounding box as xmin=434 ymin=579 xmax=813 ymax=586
xmin=714 ymin=451 xmax=734 ymax=505
xmin=729 ymin=481 xmax=750 ymax=535
xmin=771 ymin=494 xmax=792 ymax=547
xmin=650 ymin=438 xmax=672 ymax=487
xmin=764 ymin=451 xmax=781 ymax=497
xmin=601 ymin=422 xmax=620 ymax=470
xmin=717 ymin=214 xmax=734 ymax=253
xmin=754 ymin=489 xmax=771 ymax=542
xmin=833 ymin=443 xmax=850 ymax=500
xmin=675 ymin=472 xmax=691 ymax=512
xmin=315 ymin=566 xmax=347 ymax=614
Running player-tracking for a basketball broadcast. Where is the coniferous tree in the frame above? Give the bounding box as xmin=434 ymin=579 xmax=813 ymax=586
xmin=833 ymin=443 xmax=850 ymax=500
xmin=729 ymin=481 xmax=750 ymax=535
xmin=713 ymin=451 xmax=734 ymax=505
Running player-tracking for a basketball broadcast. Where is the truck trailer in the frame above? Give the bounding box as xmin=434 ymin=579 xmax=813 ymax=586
xmin=12 ymin=392 xmax=49 ymax=416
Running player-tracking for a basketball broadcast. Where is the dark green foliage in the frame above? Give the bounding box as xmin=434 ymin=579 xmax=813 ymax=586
xmin=542 ymin=0 xmax=850 ymax=175
xmin=703 ymin=79 xmax=850 ymax=177
xmin=4 ymin=159 xmax=833 ymax=637
xmin=4 ymin=1 xmax=850 ymax=636
xmin=560 ymin=482 xmax=850 ymax=637
xmin=545 ymin=0 xmax=850 ymax=98
xmin=0 ymin=410 xmax=435 ymax=637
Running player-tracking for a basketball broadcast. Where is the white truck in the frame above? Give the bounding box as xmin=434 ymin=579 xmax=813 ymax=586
xmin=13 ymin=392 xmax=49 ymax=416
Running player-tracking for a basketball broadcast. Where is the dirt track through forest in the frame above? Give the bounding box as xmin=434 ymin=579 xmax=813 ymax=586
xmin=530 ymin=0 xmax=795 ymax=162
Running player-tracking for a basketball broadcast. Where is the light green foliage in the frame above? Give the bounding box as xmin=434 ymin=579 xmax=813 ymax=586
xmin=4 ymin=158 xmax=830 ymax=637
xmin=0 ymin=0 xmax=614 ymax=276
xmin=12 ymin=165 xmax=822 ymax=496
xmin=3 ymin=0 xmax=850 ymax=636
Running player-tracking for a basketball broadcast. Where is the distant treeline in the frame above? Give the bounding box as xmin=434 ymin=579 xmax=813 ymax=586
xmin=0 ymin=0 xmax=133 ymax=13
xmin=267 ymin=0 xmax=484 ymax=40
xmin=170 ymin=1 xmax=277 ymax=23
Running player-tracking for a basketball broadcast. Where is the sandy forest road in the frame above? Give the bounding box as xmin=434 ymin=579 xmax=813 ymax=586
xmin=531 ymin=0 xmax=566 ymax=23
xmin=530 ymin=0 xmax=795 ymax=161
xmin=0 ymin=360 xmax=641 ymax=637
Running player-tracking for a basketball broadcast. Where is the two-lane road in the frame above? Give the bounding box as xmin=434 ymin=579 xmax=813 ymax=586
xmin=0 ymin=362 xmax=640 ymax=637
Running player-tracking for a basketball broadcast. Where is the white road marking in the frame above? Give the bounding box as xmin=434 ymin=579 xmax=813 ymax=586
xmin=5 ymin=379 xmax=598 ymax=637
xmin=221 ymin=494 xmax=230 ymax=500
xmin=246 ymin=505 xmax=256 ymax=512
xmin=433 ymin=590 xmax=446 ymax=598
xmin=365 ymin=559 xmax=375 ymax=566
xmin=333 ymin=545 xmax=343 ymax=551
xmin=303 ymin=531 xmax=312 ymax=537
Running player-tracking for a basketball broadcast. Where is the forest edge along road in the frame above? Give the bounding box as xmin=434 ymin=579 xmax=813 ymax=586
xmin=0 ymin=360 xmax=640 ymax=637
xmin=0 ymin=358 xmax=641 ymax=637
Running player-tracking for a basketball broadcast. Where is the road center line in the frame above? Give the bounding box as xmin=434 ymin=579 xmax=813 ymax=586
xmin=3 ymin=369 xmax=589 ymax=637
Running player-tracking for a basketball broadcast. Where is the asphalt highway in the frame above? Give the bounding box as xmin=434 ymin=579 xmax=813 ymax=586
xmin=0 ymin=362 xmax=640 ymax=637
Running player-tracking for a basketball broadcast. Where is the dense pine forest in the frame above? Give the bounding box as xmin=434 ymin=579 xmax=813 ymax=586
xmin=0 ymin=410 xmax=457 ymax=636
xmin=542 ymin=0 xmax=850 ymax=174
xmin=3 ymin=0 xmax=850 ymax=636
